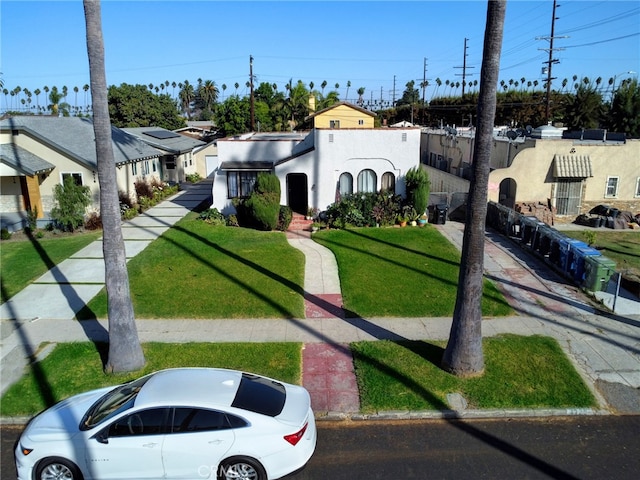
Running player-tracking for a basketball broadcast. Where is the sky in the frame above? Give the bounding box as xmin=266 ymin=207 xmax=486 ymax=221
xmin=1 ymin=0 xmax=639 ymax=111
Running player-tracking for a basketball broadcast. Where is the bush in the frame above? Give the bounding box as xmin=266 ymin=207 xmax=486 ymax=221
xmin=245 ymin=173 xmax=281 ymax=231
xmin=1 ymin=228 xmax=11 ymax=240
xmin=405 ymin=166 xmax=430 ymax=216
xmin=84 ymin=211 xmax=103 ymax=230
xmin=277 ymin=205 xmax=293 ymax=231
xmin=226 ymin=214 xmax=239 ymax=227
xmin=134 ymin=177 xmax=154 ymax=200
xmin=198 ymin=208 xmax=226 ymax=226
xmin=186 ymin=173 xmax=201 ymax=183
xmin=26 ymin=207 xmax=38 ymax=232
xmin=50 ymin=175 xmax=92 ymax=232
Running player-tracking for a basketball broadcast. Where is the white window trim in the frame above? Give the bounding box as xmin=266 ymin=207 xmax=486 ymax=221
xmin=605 ymin=176 xmax=619 ymax=198
xmin=60 ymin=172 xmax=84 ymax=185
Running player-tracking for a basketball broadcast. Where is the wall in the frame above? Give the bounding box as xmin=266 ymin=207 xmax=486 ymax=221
xmin=313 ymin=104 xmax=375 ymax=129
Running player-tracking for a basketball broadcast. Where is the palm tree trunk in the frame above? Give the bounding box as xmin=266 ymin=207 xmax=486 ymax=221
xmin=441 ymin=0 xmax=506 ymax=377
xmin=83 ymin=0 xmax=145 ymax=373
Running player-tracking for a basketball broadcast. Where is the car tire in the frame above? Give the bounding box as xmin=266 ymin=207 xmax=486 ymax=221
xmin=35 ymin=457 xmax=83 ymax=480
xmin=218 ymin=456 xmax=267 ymax=480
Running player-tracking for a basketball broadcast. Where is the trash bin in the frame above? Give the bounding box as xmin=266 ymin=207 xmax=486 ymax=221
xmin=430 ymin=204 xmax=448 ymax=225
xmin=532 ymin=224 xmax=553 ymax=256
xmin=582 ymin=255 xmax=617 ymax=292
xmin=548 ymin=231 xmax=567 ymax=267
xmin=519 ymin=217 xmax=545 ymax=249
xmin=568 ymin=245 xmax=601 ymax=283
xmin=538 ymin=228 xmax=565 ymax=259
xmin=558 ymin=238 xmax=588 ymax=273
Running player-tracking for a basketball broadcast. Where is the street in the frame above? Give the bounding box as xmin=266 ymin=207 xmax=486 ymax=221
xmin=3 ymin=416 xmax=640 ymax=479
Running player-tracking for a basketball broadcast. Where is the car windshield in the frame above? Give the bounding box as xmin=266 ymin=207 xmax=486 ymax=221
xmin=80 ymin=375 xmax=151 ymax=430
xmin=231 ymin=373 xmax=286 ymax=417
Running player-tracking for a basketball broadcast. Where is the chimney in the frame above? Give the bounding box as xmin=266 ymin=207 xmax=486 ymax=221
xmin=308 ymin=94 xmax=316 ymax=113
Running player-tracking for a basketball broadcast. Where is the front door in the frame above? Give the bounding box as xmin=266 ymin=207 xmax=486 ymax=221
xmin=287 ymin=173 xmax=308 ymax=215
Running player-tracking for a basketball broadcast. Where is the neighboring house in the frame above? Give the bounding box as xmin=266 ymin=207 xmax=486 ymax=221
xmin=0 ymin=116 xmax=160 ymax=231
xmin=122 ymin=126 xmax=206 ymax=184
xmin=193 ymin=141 xmax=218 ymax=178
xmin=211 ymin=102 xmax=421 ymax=216
xmin=175 ymin=120 xmax=219 ymax=143
xmin=420 ymin=125 xmax=640 ymax=220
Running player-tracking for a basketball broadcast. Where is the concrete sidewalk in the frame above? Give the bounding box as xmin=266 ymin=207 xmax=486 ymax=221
xmin=2 ymin=187 xmax=639 ymax=418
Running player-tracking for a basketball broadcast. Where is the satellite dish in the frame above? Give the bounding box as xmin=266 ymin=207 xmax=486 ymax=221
xmin=506 ymin=130 xmax=518 ymax=140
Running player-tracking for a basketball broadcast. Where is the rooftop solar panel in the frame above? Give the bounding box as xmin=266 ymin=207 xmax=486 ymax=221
xmin=143 ymin=130 xmax=181 ymax=140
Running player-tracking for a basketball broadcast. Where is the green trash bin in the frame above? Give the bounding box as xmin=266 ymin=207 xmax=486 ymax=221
xmin=582 ymin=255 xmax=617 ymax=292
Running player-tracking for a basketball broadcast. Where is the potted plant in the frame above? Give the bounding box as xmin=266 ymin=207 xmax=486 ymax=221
xmin=396 ymin=214 xmax=409 ymax=227
xmin=418 ymin=213 xmax=428 ymax=226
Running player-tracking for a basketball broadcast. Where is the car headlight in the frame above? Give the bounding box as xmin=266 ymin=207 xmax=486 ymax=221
xmin=19 ymin=444 xmax=33 ymax=456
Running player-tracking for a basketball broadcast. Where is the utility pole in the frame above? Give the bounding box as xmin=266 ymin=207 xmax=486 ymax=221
xmin=249 ymin=55 xmax=255 ymax=131
xmin=537 ymin=0 xmax=567 ymax=124
xmin=422 ymin=57 xmax=428 ymax=124
xmin=455 ymin=38 xmax=474 ymax=97
xmin=392 ymin=75 xmax=397 ymax=106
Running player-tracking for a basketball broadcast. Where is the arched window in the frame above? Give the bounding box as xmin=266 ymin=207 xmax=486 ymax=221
xmin=339 ymin=172 xmax=353 ymax=196
xmin=381 ymin=172 xmax=395 ymax=193
xmin=357 ymin=169 xmax=377 ymax=193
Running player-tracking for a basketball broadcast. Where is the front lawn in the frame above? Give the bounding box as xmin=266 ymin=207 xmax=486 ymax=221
xmin=352 ymin=334 xmax=596 ymax=412
xmin=0 ymin=342 xmax=302 ymax=417
xmin=1 ymin=231 xmax=102 ymax=303
xmin=313 ymin=227 xmax=512 ymax=317
xmin=83 ymin=213 xmax=306 ymax=319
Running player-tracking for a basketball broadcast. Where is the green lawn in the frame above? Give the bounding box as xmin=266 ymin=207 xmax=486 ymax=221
xmin=0 ymin=231 xmax=101 ymax=303
xmin=0 ymin=342 xmax=302 ymax=417
xmin=82 ymin=213 xmax=306 ymax=319
xmin=352 ymin=334 xmax=596 ymax=412
xmin=312 ymin=226 xmax=512 ymax=317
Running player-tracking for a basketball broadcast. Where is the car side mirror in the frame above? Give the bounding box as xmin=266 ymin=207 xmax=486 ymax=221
xmin=94 ymin=429 xmax=109 ymax=445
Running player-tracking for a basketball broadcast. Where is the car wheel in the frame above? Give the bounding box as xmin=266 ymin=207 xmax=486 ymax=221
xmin=35 ymin=457 xmax=83 ymax=480
xmin=218 ymin=456 xmax=266 ymax=480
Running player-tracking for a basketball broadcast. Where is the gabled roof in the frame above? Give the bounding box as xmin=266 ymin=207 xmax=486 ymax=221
xmin=0 ymin=144 xmax=55 ymax=175
xmin=0 ymin=116 xmax=160 ymax=169
xmin=123 ymin=126 xmax=206 ymax=154
xmin=304 ymin=101 xmax=376 ymax=121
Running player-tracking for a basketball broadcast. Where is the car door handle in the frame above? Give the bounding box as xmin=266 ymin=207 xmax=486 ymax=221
xmin=208 ymin=439 xmax=225 ymax=445
xmin=143 ymin=442 xmax=159 ymax=448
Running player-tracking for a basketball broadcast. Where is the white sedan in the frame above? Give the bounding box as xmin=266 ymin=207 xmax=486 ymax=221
xmin=15 ymin=367 xmax=317 ymax=480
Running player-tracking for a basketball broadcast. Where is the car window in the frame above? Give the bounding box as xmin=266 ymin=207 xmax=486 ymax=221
xmin=231 ymin=373 xmax=286 ymax=417
xmin=108 ymin=408 xmax=169 ymax=437
xmin=171 ymin=408 xmax=242 ymax=433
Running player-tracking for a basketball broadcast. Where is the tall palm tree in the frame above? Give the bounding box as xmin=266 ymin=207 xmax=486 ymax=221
xmin=357 ymin=87 xmax=365 ymax=106
xmin=321 ymin=80 xmax=327 ymax=96
xmin=221 ymin=83 xmax=227 ymax=100
xmin=34 ymin=88 xmax=41 ymax=111
xmin=83 ymin=84 xmax=90 ymax=111
xmin=345 ymin=80 xmax=351 ymax=101
xmin=442 ymin=0 xmax=507 ymax=377
xmin=73 ymin=86 xmax=79 ymax=111
xmin=200 ymin=79 xmax=219 ymax=111
xmin=234 ymin=82 xmax=239 ymax=96
xmin=83 ymin=0 xmax=145 ymax=373
xmin=179 ymin=80 xmax=195 ymax=119
xmin=48 ymin=86 xmax=63 ymax=115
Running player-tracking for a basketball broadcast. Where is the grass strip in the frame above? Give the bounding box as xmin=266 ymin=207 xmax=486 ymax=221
xmin=1 ymin=231 xmax=101 ymax=303
xmin=352 ymin=334 xmax=596 ymax=412
xmin=313 ymin=226 xmax=512 ymax=317
xmin=1 ymin=341 xmax=302 ymax=417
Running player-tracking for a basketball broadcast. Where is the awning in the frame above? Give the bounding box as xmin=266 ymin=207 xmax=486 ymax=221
xmin=219 ymin=161 xmax=273 ymax=171
xmin=553 ymin=154 xmax=593 ymax=178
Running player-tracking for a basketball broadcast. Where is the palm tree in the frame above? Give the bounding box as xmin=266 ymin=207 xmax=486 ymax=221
xmin=321 ymin=80 xmax=327 ymax=96
xmin=83 ymin=84 xmax=90 ymax=111
xmin=48 ymin=86 xmax=63 ymax=115
xmin=179 ymin=80 xmax=195 ymax=118
xmin=73 ymin=86 xmax=79 ymax=111
xmin=345 ymin=80 xmax=351 ymax=101
xmin=83 ymin=0 xmax=145 ymax=373
xmin=34 ymin=88 xmax=41 ymax=111
xmin=357 ymin=87 xmax=365 ymax=106
xmin=200 ymin=79 xmax=219 ymax=112
xmin=442 ymin=0 xmax=507 ymax=377
xmin=171 ymin=81 xmax=177 ymax=98
xmin=234 ymin=82 xmax=239 ymax=96
xmin=221 ymin=83 xmax=227 ymax=100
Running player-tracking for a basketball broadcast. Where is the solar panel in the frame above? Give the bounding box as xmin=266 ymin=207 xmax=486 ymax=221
xmin=143 ymin=130 xmax=180 ymax=140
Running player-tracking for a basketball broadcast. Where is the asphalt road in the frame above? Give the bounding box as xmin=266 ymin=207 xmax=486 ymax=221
xmin=4 ymin=416 xmax=640 ymax=479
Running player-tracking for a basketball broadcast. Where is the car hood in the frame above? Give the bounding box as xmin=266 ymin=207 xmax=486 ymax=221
xmin=23 ymin=386 xmax=114 ymax=443
xmin=276 ymin=384 xmax=312 ymax=427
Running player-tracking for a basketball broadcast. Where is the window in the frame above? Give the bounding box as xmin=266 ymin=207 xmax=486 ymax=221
xmin=61 ymin=173 xmax=83 ymax=186
xmin=635 ymin=177 xmax=640 ymax=198
xmin=329 ymin=134 xmax=334 ymax=143
xmin=227 ymin=171 xmax=258 ymax=198
xmin=358 ymin=119 xmax=364 ymax=125
xmin=132 ymin=163 xmax=138 ymax=176
xmin=108 ymin=408 xmax=169 ymax=437
xmin=171 ymin=408 xmax=239 ymax=433
xmin=402 ymin=132 xmax=407 ymax=142
xmin=381 ymin=172 xmax=395 ymax=193
xmin=329 ymin=120 xmax=340 ymax=129
xmin=357 ymin=169 xmax=377 ymax=193
xmin=605 ymin=176 xmax=619 ymax=198
xmin=152 ymin=161 xmax=157 ymax=173
xmin=141 ymin=161 xmax=150 ymax=176
xmin=555 ymin=180 xmax=583 ymax=215
xmin=339 ymin=172 xmax=353 ymax=196
xmin=232 ymin=373 xmax=286 ymax=417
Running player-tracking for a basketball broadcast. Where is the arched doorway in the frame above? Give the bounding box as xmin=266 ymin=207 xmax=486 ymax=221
xmin=499 ymin=178 xmax=517 ymax=209
xmin=287 ymin=173 xmax=308 ymax=215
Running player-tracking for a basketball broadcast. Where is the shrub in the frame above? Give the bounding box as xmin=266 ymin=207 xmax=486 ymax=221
xmin=245 ymin=173 xmax=281 ymax=231
xmin=226 ymin=214 xmax=239 ymax=227
xmin=186 ymin=173 xmax=201 ymax=183
xmin=405 ymin=166 xmax=430 ymax=216
xmin=1 ymin=228 xmax=11 ymax=240
xmin=277 ymin=205 xmax=293 ymax=231
xmin=84 ymin=211 xmax=103 ymax=230
xmin=134 ymin=177 xmax=154 ymax=200
xmin=26 ymin=207 xmax=38 ymax=232
xmin=198 ymin=208 xmax=226 ymax=226
xmin=50 ymin=175 xmax=92 ymax=232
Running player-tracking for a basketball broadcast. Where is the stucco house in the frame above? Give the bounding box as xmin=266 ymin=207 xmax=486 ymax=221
xmin=122 ymin=126 xmax=206 ymax=184
xmin=0 ymin=116 xmax=161 ymax=231
xmin=421 ymin=125 xmax=640 ymax=221
xmin=210 ymin=102 xmax=421 ymax=216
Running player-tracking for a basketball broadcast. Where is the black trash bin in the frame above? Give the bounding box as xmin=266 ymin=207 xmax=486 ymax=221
xmin=434 ymin=204 xmax=448 ymax=225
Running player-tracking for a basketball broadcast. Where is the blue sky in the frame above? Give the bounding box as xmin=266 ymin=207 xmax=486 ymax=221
xmin=1 ymin=0 xmax=638 ymax=109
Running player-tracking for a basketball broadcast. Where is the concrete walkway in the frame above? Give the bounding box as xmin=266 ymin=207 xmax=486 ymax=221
xmin=2 ymin=185 xmax=639 ymax=419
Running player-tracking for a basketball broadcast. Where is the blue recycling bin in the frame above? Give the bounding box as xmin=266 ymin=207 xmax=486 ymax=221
xmin=548 ymin=231 xmax=567 ymax=267
xmin=558 ymin=238 xmax=588 ymax=273
xmin=568 ymin=245 xmax=602 ymax=283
